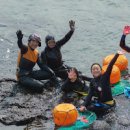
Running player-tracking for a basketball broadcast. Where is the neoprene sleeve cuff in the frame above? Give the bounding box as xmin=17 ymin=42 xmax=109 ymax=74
xmin=121 ymin=34 xmax=126 ymax=41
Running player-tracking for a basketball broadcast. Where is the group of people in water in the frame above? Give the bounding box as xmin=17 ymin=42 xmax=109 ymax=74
xmin=16 ymin=20 xmax=130 ymax=117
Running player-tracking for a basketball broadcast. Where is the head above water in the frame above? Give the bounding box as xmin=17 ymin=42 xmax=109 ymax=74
xmin=45 ymin=35 xmax=56 ymax=48
xmin=91 ymin=63 xmax=102 ymax=78
xmin=28 ymin=34 xmax=41 ymax=49
xmin=70 ymin=67 xmax=79 ymax=77
xmin=68 ymin=67 xmax=79 ymax=82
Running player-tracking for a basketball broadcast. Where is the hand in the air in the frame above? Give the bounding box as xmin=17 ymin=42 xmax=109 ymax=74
xmin=16 ymin=30 xmax=23 ymax=40
xmin=123 ymin=26 xmax=130 ymax=35
xmin=117 ymin=50 xmax=126 ymax=55
xmin=69 ymin=20 xmax=75 ymax=31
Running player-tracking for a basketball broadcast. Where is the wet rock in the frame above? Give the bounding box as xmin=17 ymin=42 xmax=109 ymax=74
xmin=117 ymin=115 xmax=130 ymax=127
xmin=0 ymin=81 xmax=60 ymax=125
xmin=91 ymin=120 xmax=111 ymax=130
xmin=104 ymin=112 xmax=117 ymax=123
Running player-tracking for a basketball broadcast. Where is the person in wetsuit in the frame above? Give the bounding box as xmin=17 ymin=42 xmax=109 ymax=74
xmin=61 ymin=68 xmax=92 ymax=105
xmin=120 ymin=26 xmax=130 ymax=52
xmin=16 ymin=30 xmax=59 ymax=93
xmin=40 ymin=20 xmax=75 ymax=80
xmin=79 ymin=51 xmax=124 ymax=116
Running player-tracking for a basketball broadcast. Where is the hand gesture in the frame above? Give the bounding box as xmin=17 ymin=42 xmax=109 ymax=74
xmin=16 ymin=30 xmax=23 ymax=40
xmin=69 ymin=20 xmax=75 ymax=31
xmin=79 ymin=106 xmax=87 ymax=112
xmin=117 ymin=50 xmax=126 ymax=55
xmin=123 ymin=26 xmax=130 ymax=35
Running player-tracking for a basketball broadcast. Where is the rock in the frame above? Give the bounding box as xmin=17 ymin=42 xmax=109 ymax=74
xmin=117 ymin=115 xmax=130 ymax=127
xmin=104 ymin=112 xmax=117 ymax=123
xmin=0 ymin=81 xmax=60 ymax=125
xmin=91 ymin=120 xmax=111 ymax=130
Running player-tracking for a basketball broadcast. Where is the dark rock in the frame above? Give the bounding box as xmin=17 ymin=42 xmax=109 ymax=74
xmin=0 ymin=81 xmax=60 ymax=126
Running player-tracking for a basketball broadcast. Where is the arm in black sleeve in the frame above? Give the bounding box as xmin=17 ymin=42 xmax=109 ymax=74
xmin=40 ymin=50 xmax=47 ymax=65
xmin=83 ymin=84 xmax=94 ymax=107
xmin=37 ymin=56 xmax=54 ymax=75
xmin=61 ymin=78 xmax=71 ymax=92
xmin=80 ymin=75 xmax=93 ymax=82
xmin=105 ymin=53 xmax=119 ymax=76
xmin=120 ymin=35 xmax=130 ymax=52
xmin=17 ymin=39 xmax=28 ymax=54
xmin=56 ymin=30 xmax=74 ymax=48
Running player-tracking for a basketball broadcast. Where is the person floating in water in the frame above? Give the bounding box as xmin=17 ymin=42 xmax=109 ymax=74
xmin=61 ymin=68 xmax=92 ymax=105
xmin=16 ymin=30 xmax=60 ymax=93
xmin=120 ymin=25 xmax=130 ymax=52
xmin=79 ymin=50 xmax=124 ymax=117
xmin=40 ymin=20 xmax=75 ymax=80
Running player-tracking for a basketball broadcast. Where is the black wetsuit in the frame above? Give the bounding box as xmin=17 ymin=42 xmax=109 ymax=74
xmin=120 ymin=34 xmax=130 ymax=52
xmin=61 ymin=76 xmax=92 ymax=104
xmin=40 ymin=30 xmax=74 ymax=79
xmin=83 ymin=53 xmax=119 ymax=116
xmin=17 ymin=38 xmax=56 ymax=93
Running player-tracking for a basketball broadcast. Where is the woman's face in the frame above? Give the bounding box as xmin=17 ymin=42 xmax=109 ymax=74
xmin=68 ymin=69 xmax=78 ymax=82
xmin=91 ymin=64 xmax=102 ymax=78
xmin=47 ymin=40 xmax=56 ymax=48
xmin=29 ymin=40 xmax=39 ymax=49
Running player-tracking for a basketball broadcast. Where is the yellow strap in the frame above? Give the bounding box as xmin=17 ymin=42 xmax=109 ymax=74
xmin=73 ymin=90 xmax=88 ymax=96
xmin=104 ymin=100 xmax=114 ymax=105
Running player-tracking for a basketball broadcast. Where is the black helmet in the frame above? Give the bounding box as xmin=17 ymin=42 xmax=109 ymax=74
xmin=28 ymin=33 xmax=41 ymax=47
xmin=45 ymin=35 xmax=55 ymax=45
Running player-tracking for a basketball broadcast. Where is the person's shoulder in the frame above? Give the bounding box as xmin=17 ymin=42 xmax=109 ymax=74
xmin=41 ymin=48 xmax=47 ymax=54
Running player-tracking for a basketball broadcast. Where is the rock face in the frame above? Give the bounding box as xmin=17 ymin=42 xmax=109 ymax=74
xmin=0 ymin=80 xmax=130 ymax=130
xmin=0 ymin=81 xmax=61 ymax=126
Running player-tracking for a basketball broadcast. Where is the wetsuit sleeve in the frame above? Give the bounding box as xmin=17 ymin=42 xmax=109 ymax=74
xmin=105 ymin=53 xmax=119 ymax=76
xmin=81 ymin=75 xmax=92 ymax=82
xmin=37 ymin=56 xmax=54 ymax=75
xmin=83 ymin=83 xmax=94 ymax=107
xmin=17 ymin=39 xmax=28 ymax=54
xmin=120 ymin=34 xmax=130 ymax=52
xmin=40 ymin=50 xmax=47 ymax=64
xmin=61 ymin=78 xmax=72 ymax=92
xmin=56 ymin=30 xmax=74 ymax=48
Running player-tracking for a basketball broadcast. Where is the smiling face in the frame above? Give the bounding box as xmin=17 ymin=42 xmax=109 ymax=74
xmin=28 ymin=40 xmax=39 ymax=50
xmin=91 ymin=64 xmax=102 ymax=78
xmin=47 ymin=40 xmax=56 ymax=48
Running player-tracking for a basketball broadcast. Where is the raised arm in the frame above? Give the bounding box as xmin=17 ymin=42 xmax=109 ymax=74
xmin=105 ymin=53 xmax=119 ymax=77
xmin=16 ymin=30 xmax=28 ymax=54
xmin=120 ymin=26 xmax=130 ymax=52
xmin=105 ymin=50 xmax=125 ymax=76
xmin=56 ymin=20 xmax=75 ymax=48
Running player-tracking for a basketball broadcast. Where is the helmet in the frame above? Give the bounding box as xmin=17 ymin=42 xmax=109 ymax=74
xmin=45 ymin=35 xmax=55 ymax=45
xmin=28 ymin=33 xmax=41 ymax=47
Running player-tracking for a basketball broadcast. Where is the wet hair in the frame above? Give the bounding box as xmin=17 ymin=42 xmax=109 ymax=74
xmin=91 ymin=63 xmax=102 ymax=72
xmin=69 ymin=67 xmax=79 ymax=78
